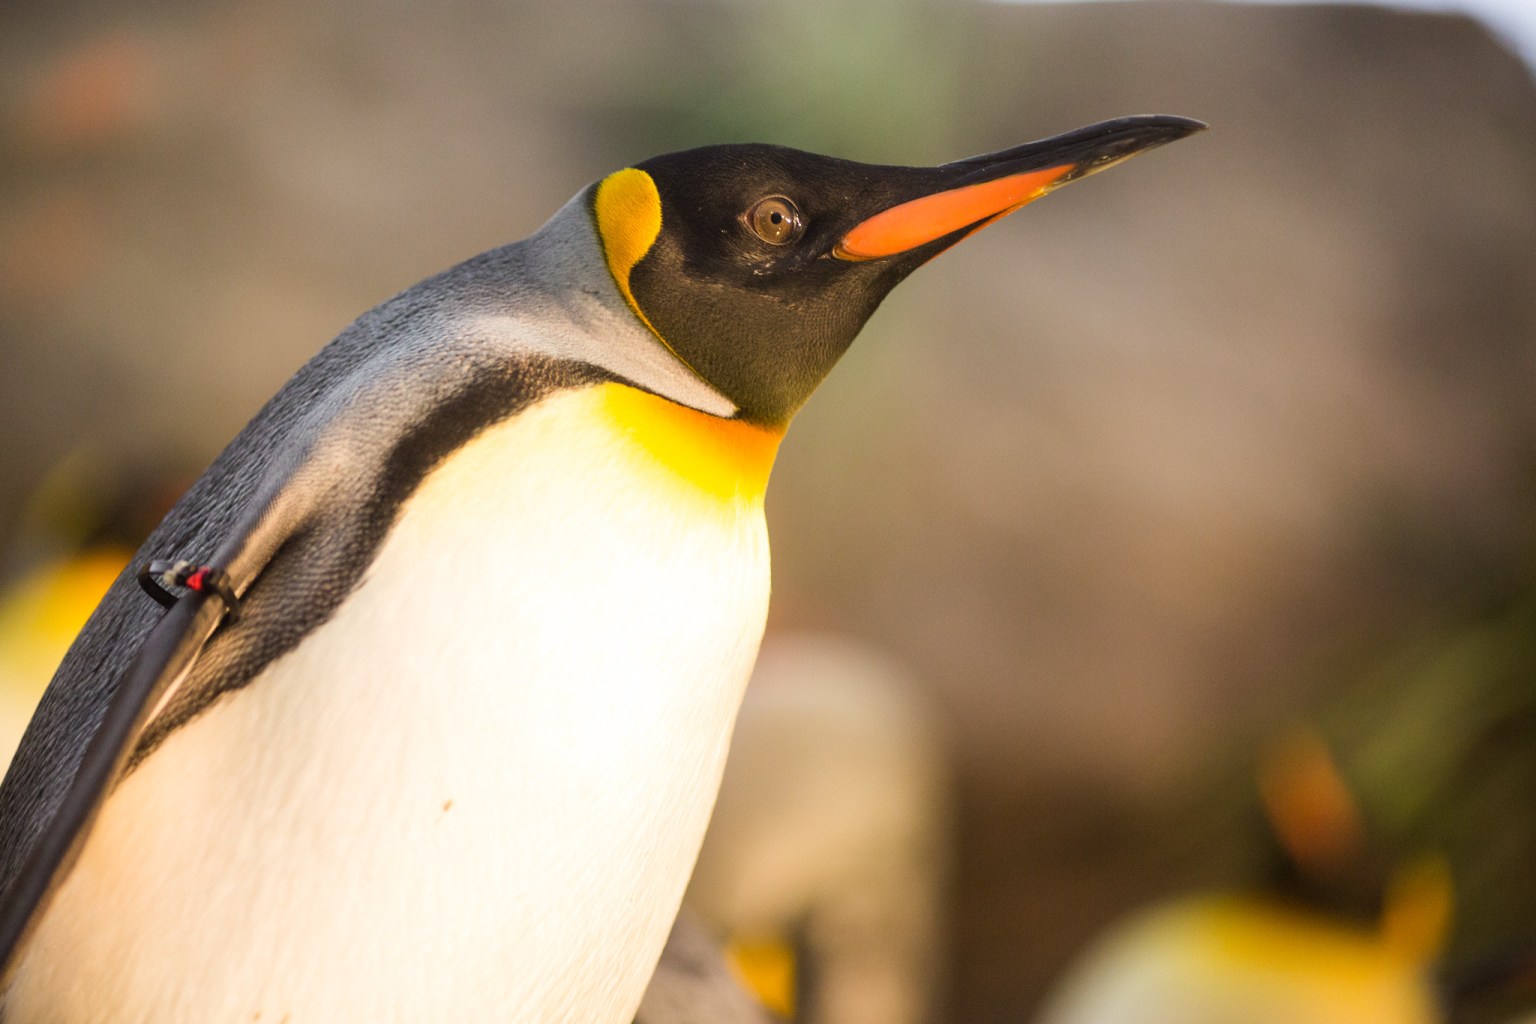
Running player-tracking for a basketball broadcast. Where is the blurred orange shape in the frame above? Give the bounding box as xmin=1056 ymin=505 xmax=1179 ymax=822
xmin=1259 ymin=728 xmax=1366 ymax=876
xmin=20 ymin=33 xmax=156 ymax=155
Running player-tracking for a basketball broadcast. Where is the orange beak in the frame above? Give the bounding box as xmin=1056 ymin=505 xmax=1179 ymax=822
xmin=833 ymin=115 xmax=1205 ymax=262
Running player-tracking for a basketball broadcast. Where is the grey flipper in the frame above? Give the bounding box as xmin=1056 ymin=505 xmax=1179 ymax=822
xmin=0 ymin=353 xmax=597 ymax=982
xmin=0 ymin=191 xmax=734 ymax=982
xmin=637 ymin=914 xmax=779 ymax=1024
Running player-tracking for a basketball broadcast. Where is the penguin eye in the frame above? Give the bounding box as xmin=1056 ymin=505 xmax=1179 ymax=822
xmin=745 ymin=196 xmax=803 ymax=245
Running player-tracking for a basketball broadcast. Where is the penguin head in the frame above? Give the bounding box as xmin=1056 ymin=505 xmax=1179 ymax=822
xmin=590 ymin=115 xmax=1204 ymax=427
xmin=1256 ymin=728 xmax=1453 ymax=965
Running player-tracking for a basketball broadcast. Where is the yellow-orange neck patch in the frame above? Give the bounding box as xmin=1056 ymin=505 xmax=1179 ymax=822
xmin=1190 ymin=898 xmax=1407 ymax=978
xmin=597 ymin=383 xmax=781 ymax=504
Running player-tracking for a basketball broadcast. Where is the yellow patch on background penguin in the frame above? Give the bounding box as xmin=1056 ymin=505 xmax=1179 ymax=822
xmin=1192 ymin=898 xmax=1414 ymax=979
xmin=724 ymin=934 xmax=796 ymax=1018
xmin=598 ymin=383 xmax=781 ymax=504
xmin=0 ymin=549 xmax=128 ymax=685
xmin=0 ymin=548 xmax=130 ymax=770
xmin=1380 ymin=856 xmax=1453 ymax=966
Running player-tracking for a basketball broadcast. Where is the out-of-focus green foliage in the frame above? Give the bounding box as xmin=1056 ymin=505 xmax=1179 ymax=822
xmin=592 ymin=0 xmax=967 ymax=160
xmin=1324 ymin=593 xmax=1536 ymax=980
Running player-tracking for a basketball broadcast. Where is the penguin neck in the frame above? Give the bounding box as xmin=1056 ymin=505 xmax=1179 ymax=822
xmin=597 ymin=383 xmax=782 ymax=504
xmin=468 ymin=195 xmax=741 ymax=422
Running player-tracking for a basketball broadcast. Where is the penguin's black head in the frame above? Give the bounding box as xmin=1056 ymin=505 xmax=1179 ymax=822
xmin=591 ymin=115 xmax=1205 ymax=427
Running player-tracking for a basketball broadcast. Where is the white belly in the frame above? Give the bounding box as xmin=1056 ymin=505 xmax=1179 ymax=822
xmin=6 ymin=385 xmax=774 ymax=1023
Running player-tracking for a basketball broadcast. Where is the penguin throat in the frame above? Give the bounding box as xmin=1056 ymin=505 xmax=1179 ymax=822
xmin=597 ymin=383 xmax=781 ymax=503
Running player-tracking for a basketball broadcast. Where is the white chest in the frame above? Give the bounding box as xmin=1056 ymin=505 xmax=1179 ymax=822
xmin=7 ymin=385 xmax=774 ymax=1023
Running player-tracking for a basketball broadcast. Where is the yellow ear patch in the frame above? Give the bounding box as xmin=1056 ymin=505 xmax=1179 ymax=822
xmin=597 ymin=383 xmax=781 ymax=504
xmin=1177 ymin=895 xmax=1441 ymax=1015
xmin=593 ymin=168 xmax=665 ymax=336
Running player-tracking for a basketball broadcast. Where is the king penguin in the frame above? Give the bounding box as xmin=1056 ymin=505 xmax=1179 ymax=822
xmin=1034 ymin=730 xmax=1452 ymax=1024
xmin=0 ymin=115 xmax=1202 ymax=1022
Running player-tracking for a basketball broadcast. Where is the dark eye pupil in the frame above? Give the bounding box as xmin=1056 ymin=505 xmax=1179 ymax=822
xmin=748 ymin=197 xmax=801 ymax=245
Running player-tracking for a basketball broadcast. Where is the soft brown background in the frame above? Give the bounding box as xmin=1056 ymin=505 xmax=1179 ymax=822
xmin=3 ymin=2 xmax=1534 ymax=1020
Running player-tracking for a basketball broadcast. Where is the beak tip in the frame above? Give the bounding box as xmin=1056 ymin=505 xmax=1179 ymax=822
xmin=1116 ymin=113 xmax=1208 ymax=134
xmin=1160 ymin=114 xmax=1210 ymax=134
xmin=1069 ymin=114 xmax=1208 ymax=176
xmin=1112 ymin=113 xmax=1211 ymax=147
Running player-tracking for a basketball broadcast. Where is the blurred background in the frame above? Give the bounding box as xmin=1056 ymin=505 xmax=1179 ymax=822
xmin=2 ymin=0 xmax=1535 ymax=1021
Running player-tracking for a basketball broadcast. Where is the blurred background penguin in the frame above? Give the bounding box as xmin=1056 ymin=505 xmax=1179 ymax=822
xmin=679 ymin=633 xmax=950 ymax=1024
xmin=641 ymin=633 xmax=950 ymax=1024
xmin=1319 ymin=594 xmax=1536 ymax=1024
xmin=1034 ymin=729 xmax=1452 ymax=1024
xmin=1034 ymin=582 xmax=1536 ymax=1024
